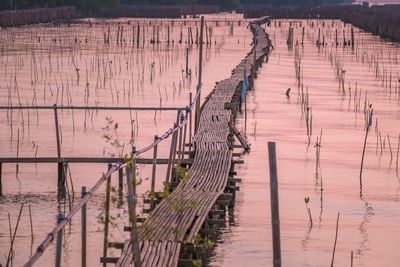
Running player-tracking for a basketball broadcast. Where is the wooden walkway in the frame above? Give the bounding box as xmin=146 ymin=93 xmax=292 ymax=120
xmin=116 ymin=16 xmax=271 ymax=267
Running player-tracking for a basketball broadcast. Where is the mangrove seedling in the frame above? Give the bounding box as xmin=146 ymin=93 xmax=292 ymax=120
xmin=305 ymin=196 xmax=313 ymax=228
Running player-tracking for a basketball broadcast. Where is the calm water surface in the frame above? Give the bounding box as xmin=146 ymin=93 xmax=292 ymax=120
xmin=1 ymin=16 xmax=400 ymax=267
xmin=210 ymin=20 xmax=400 ymax=267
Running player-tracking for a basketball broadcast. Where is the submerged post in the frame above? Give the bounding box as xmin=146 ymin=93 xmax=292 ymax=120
xmin=195 ymin=16 xmax=204 ymax=135
xmin=81 ymin=186 xmax=87 ymax=267
xmin=268 ymin=142 xmax=281 ymax=267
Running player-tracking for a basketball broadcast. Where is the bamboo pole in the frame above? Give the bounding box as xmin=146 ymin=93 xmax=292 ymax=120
xmin=126 ymin=152 xmax=141 ymax=267
xmin=81 ymin=186 xmax=87 ymax=267
xmin=118 ymin=168 xmax=123 ymax=200
xmin=150 ymin=135 xmax=158 ymax=210
xmin=102 ymin=164 xmax=112 ymax=267
xmin=195 ymin=16 xmax=204 ymax=135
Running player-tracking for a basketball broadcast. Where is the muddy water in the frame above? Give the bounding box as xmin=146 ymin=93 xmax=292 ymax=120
xmin=0 ymin=14 xmax=252 ymax=266
xmin=210 ymin=20 xmax=400 ymax=266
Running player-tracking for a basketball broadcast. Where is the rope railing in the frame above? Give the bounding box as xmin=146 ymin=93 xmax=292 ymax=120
xmin=23 ymin=85 xmax=201 ymax=267
xmin=0 ymin=105 xmax=188 ymax=111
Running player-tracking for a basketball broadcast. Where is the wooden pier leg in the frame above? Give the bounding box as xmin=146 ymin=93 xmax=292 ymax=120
xmin=177 ymin=113 xmax=184 ymax=167
xmin=166 ymin=123 xmax=178 ymax=184
xmin=55 ymin=214 xmax=63 ymax=267
xmin=181 ymin=110 xmax=188 ymax=164
xmin=118 ymin=168 xmax=123 ymax=200
xmin=103 ymin=164 xmax=112 ymax=267
xmin=195 ymin=16 xmax=204 ymax=135
xmin=81 ymin=186 xmax=87 ymax=267
xmin=171 ymin=125 xmax=179 ymax=183
xmin=268 ymin=142 xmax=281 ymax=267
xmin=150 ymin=136 xmax=158 ymax=210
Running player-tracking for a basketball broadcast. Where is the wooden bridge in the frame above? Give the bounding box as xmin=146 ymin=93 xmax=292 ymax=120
xmin=115 ymin=16 xmax=271 ymax=267
xmin=22 ymin=15 xmax=271 ymax=267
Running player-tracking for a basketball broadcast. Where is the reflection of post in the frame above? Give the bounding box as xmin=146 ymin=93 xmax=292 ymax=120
xmin=195 ymin=16 xmax=204 ymax=135
xmin=268 ymin=142 xmax=281 ymax=267
xmin=81 ymin=186 xmax=87 ymax=267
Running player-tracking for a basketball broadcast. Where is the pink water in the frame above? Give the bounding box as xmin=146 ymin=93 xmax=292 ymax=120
xmin=1 ymin=17 xmax=400 ymax=267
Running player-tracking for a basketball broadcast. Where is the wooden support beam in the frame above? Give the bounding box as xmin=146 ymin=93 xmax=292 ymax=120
xmin=228 ymin=121 xmax=250 ymax=152
xmin=206 ymin=219 xmax=225 ymax=226
xmin=107 ymin=242 xmax=125 ymax=249
xmin=100 ymin=257 xmax=119 ymax=264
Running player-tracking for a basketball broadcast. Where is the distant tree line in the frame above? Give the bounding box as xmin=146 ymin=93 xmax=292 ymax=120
xmin=0 ymin=0 xmax=353 ymax=12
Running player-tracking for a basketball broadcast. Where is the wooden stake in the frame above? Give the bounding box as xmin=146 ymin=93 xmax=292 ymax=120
xmin=268 ymin=142 xmax=281 ymax=267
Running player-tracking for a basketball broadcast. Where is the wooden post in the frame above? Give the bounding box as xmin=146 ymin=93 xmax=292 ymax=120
xmin=189 ymin=93 xmax=193 ymax=155
xmin=137 ymin=23 xmax=140 ymax=47
xmin=102 ymin=164 xmax=112 ymax=267
xmin=166 ymin=123 xmax=177 ymax=184
xmin=186 ymin=47 xmax=189 ymax=78
xmin=117 ymin=26 xmax=120 ymax=45
xmin=301 ymin=27 xmax=304 ymax=47
xmin=0 ymin=162 xmax=2 ymax=196
xmin=150 ymin=135 xmax=158 ymax=210
xmin=55 ymin=214 xmax=63 ymax=267
xmin=167 ymin=25 xmax=170 ymax=45
xmin=81 ymin=186 xmax=87 ymax=267
xmin=54 ymin=104 xmax=64 ymax=189
xmin=335 ymin=29 xmax=338 ymax=47
xmin=177 ymin=113 xmax=184 ymax=167
xmin=126 ymin=152 xmax=141 ymax=267
xmin=268 ymin=142 xmax=281 ymax=267
xmin=181 ymin=110 xmax=188 ymax=164
xmin=118 ymin=168 xmax=123 ymax=200
xmin=351 ymin=27 xmax=354 ymax=49
xmin=252 ymin=31 xmax=257 ymax=87
xmin=195 ymin=16 xmax=204 ymax=135
xmin=54 ymin=104 xmax=61 ymax=158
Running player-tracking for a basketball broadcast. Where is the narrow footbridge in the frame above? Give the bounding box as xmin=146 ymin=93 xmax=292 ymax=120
xmin=116 ymin=16 xmax=271 ymax=266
